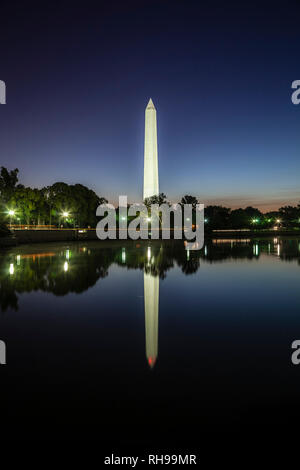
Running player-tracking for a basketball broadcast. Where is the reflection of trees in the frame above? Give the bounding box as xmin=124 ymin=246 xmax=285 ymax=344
xmin=113 ymin=238 xmax=300 ymax=274
xmin=204 ymin=243 xmax=255 ymax=262
xmin=0 ymin=245 xmax=113 ymax=311
xmin=1 ymin=237 xmax=299 ymax=311
xmin=178 ymin=258 xmax=200 ymax=275
xmin=276 ymin=239 xmax=300 ymax=262
xmin=114 ymin=243 xmax=174 ymax=279
xmin=204 ymin=238 xmax=300 ymax=264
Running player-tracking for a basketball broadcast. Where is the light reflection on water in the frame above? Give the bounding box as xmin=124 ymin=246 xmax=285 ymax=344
xmin=1 ymin=237 xmax=300 ymax=363
xmin=0 ymin=237 xmax=300 ymax=442
xmin=2 ymin=239 xmax=299 ymax=292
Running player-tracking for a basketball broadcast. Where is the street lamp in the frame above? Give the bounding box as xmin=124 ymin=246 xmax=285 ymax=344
xmin=61 ymin=211 xmax=70 ymax=228
xmin=8 ymin=209 xmax=15 ymax=229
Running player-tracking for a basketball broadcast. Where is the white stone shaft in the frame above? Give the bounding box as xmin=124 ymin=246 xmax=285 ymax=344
xmin=143 ymin=98 xmax=159 ymax=199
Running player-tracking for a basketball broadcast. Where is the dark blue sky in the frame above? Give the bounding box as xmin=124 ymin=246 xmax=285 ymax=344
xmin=0 ymin=0 xmax=299 ymax=210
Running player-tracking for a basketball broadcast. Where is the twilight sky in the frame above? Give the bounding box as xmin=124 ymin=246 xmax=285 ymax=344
xmin=0 ymin=0 xmax=299 ymax=211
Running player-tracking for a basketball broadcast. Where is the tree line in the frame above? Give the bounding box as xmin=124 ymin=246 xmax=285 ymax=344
xmin=0 ymin=167 xmax=299 ymax=231
xmin=144 ymin=193 xmax=300 ymax=230
xmin=0 ymin=167 xmax=107 ymax=229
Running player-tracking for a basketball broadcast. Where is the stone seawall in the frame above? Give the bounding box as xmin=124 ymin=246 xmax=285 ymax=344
xmin=1 ymin=228 xmax=300 ymax=247
xmin=11 ymin=229 xmax=99 ymax=244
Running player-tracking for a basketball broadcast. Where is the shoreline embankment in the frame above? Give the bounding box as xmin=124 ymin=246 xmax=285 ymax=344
xmin=1 ymin=228 xmax=300 ymax=248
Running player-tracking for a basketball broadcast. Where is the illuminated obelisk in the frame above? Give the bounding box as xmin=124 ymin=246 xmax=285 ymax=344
xmin=144 ymin=269 xmax=159 ymax=368
xmin=143 ymin=98 xmax=159 ymax=199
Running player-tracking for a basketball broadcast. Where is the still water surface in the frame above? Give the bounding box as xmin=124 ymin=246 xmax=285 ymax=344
xmin=0 ymin=237 xmax=300 ymax=443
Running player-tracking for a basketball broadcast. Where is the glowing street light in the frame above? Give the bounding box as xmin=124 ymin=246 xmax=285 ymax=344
xmin=61 ymin=211 xmax=70 ymax=228
xmin=276 ymin=219 xmax=281 ymax=224
xmin=7 ymin=209 xmax=15 ymax=229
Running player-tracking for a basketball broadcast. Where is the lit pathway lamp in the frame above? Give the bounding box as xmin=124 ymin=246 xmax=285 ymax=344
xmin=8 ymin=209 xmax=15 ymax=229
xmin=61 ymin=211 xmax=69 ymax=228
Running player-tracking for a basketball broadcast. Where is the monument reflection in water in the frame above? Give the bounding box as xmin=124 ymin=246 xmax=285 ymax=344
xmin=144 ymin=248 xmax=159 ymax=368
xmin=3 ymin=237 xmax=300 ymax=370
xmin=1 ymin=238 xmax=300 ymax=443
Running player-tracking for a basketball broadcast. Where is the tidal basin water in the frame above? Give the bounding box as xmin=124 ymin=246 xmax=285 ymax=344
xmin=0 ymin=237 xmax=300 ymax=443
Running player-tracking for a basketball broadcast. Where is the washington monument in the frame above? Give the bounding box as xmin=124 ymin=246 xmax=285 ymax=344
xmin=143 ymin=98 xmax=159 ymax=199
